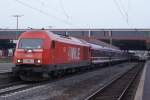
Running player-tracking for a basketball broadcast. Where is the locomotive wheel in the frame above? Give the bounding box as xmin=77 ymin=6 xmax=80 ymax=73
xmin=42 ymin=73 xmax=50 ymax=79
xmin=66 ymin=69 xmax=73 ymax=74
xmin=51 ymin=71 xmax=59 ymax=78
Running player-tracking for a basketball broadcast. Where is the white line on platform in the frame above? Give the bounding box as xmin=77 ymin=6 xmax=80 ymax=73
xmin=134 ymin=61 xmax=148 ymax=100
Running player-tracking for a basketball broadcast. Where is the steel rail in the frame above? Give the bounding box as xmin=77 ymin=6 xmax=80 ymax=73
xmin=85 ymin=63 xmax=143 ymax=100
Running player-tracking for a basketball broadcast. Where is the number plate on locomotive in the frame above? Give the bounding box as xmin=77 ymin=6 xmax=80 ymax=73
xmin=23 ymin=59 xmax=34 ymax=63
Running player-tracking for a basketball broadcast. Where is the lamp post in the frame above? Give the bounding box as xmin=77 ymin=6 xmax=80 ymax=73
xmin=12 ymin=15 xmax=23 ymax=30
xmin=12 ymin=15 xmax=23 ymax=44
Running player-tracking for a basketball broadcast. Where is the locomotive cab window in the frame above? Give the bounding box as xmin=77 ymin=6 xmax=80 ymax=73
xmin=51 ymin=40 xmax=56 ymax=49
xmin=18 ymin=38 xmax=43 ymax=49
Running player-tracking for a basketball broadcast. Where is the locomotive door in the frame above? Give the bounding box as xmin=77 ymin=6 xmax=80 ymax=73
xmin=83 ymin=47 xmax=88 ymax=60
xmin=51 ymin=40 xmax=56 ymax=64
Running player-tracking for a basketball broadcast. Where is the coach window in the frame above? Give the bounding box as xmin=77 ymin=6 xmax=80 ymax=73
xmin=51 ymin=40 xmax=56 ymax=49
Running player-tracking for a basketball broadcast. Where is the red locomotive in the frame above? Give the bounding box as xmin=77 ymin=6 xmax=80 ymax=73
xmin=13 ymin=30 xmax=127 ymax=81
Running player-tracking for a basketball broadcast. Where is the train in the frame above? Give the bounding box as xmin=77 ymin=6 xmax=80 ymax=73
xmin=12 ymin=30 xmax=130 ymax=81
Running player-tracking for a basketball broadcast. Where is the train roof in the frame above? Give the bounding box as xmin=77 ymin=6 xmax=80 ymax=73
xmin=84 ymin=38 xmax=120 ymax=50
xmin=47 ymin=31 xmax=89 ymax=47
xmin=88 ymin=42 xmax=121 ymax=52
xmin=20 ymin=31 xmax=121 ymax=51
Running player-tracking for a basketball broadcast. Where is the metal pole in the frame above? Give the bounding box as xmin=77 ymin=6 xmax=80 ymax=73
xmin=88 ymin=30 xmax=91 ymax=38
xmin=109 ymin=31 xmax=112 ymax=45
xmin=108 ymin=31 xmax=112 ymax=77
xmin=65 ymin=31 xmax=69 ymax=36
xmin=12 ymin=15 xmax=23 ymax=40
xmin=17 ymin=16 xmax=18 ymax=30
xmin=12 ymin=15 xmax=23 ymax=30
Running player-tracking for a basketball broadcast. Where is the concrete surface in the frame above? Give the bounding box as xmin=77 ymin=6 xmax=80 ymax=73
xmin=0 ymin=63 xmax=14 ymax=73
xmin=134 ymin=61 xmax=150 ymax=100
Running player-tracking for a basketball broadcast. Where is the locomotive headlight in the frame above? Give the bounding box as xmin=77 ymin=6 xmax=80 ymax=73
xmin=17 ymin=59 xmax=21 ymax=63
xmin=37 ymin=60 xmax=41 ymax=63
xmin=27 ymin=49 xmax=32 ymax=53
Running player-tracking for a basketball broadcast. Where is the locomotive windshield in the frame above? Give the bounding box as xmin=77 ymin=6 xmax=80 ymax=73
xmin=18 ymin=38 xmax=43 ymax=49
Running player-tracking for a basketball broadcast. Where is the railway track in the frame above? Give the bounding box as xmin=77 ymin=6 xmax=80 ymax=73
xmin=0 ymin=81 xmax=24 ymax=89
xmin=0 ymin=76 xmax=71 ymax=96
xmin=0 ymin=62 xmax=139 ymax=97
xmin=0 ymin=83 xmax=31 ymax=96
xmin=0 ymin=72 xmax=29 ymax=96
xmin=0 ymin=72 xmax=12 ymax=77
xmin=0 ymin=72 xmax=81 ymax=96
xmin=0 ymin=72 xmax=23 ymax=89
xmin=85 ymin=62 xmax=144 ymax=100
xmin=0 ymin=72 xmax=12 ymax=75
xmin=0 ymin=79 xmax=54 ymax=96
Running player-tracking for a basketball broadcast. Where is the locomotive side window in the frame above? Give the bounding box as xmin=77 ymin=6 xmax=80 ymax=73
xmin=51 ymin=40 xmax=56 ymax=49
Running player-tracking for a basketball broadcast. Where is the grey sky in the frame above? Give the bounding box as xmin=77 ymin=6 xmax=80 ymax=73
xmin=0 ymin=0 xmax=150 ymax=29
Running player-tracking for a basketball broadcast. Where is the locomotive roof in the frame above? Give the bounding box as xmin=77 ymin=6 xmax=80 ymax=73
xmin=47 ymin=31 xmax=89 ymax=47
xmin=21 ymin=30 xmax=89 ymax=47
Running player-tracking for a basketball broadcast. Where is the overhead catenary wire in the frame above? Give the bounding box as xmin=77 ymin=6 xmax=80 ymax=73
xmin=14 ymin=0 xmax=73 ymax=26
xmin=36 ymin=0 xmax=69 ymax=18
xmin=119 ymin=0 xmax=132 ymax=27
xmin=36 ymin=0 xmax=69 ymax=20
xmin=38 ymin=0 xmax=45 ymax=6
xmin=59 ymin=0 xmax=69 ymax=19
xmin=117 ymin=0 xmax=130 ymax=24
xmin=126 ymin=0 xmax=130 ymax=24
xmin=112 ymin=0 xmax=129 ymax=25
xmin=118 ymin=0 xmax=128 ymax=17
xmin=113 ymin=0 xmax=128 ymax=23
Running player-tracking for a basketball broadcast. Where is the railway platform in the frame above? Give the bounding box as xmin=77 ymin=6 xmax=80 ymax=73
xmin=0 ymin=63 xmax=13 ymax=73
xmin=134 ymin=61 xmax=150 ymax=100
